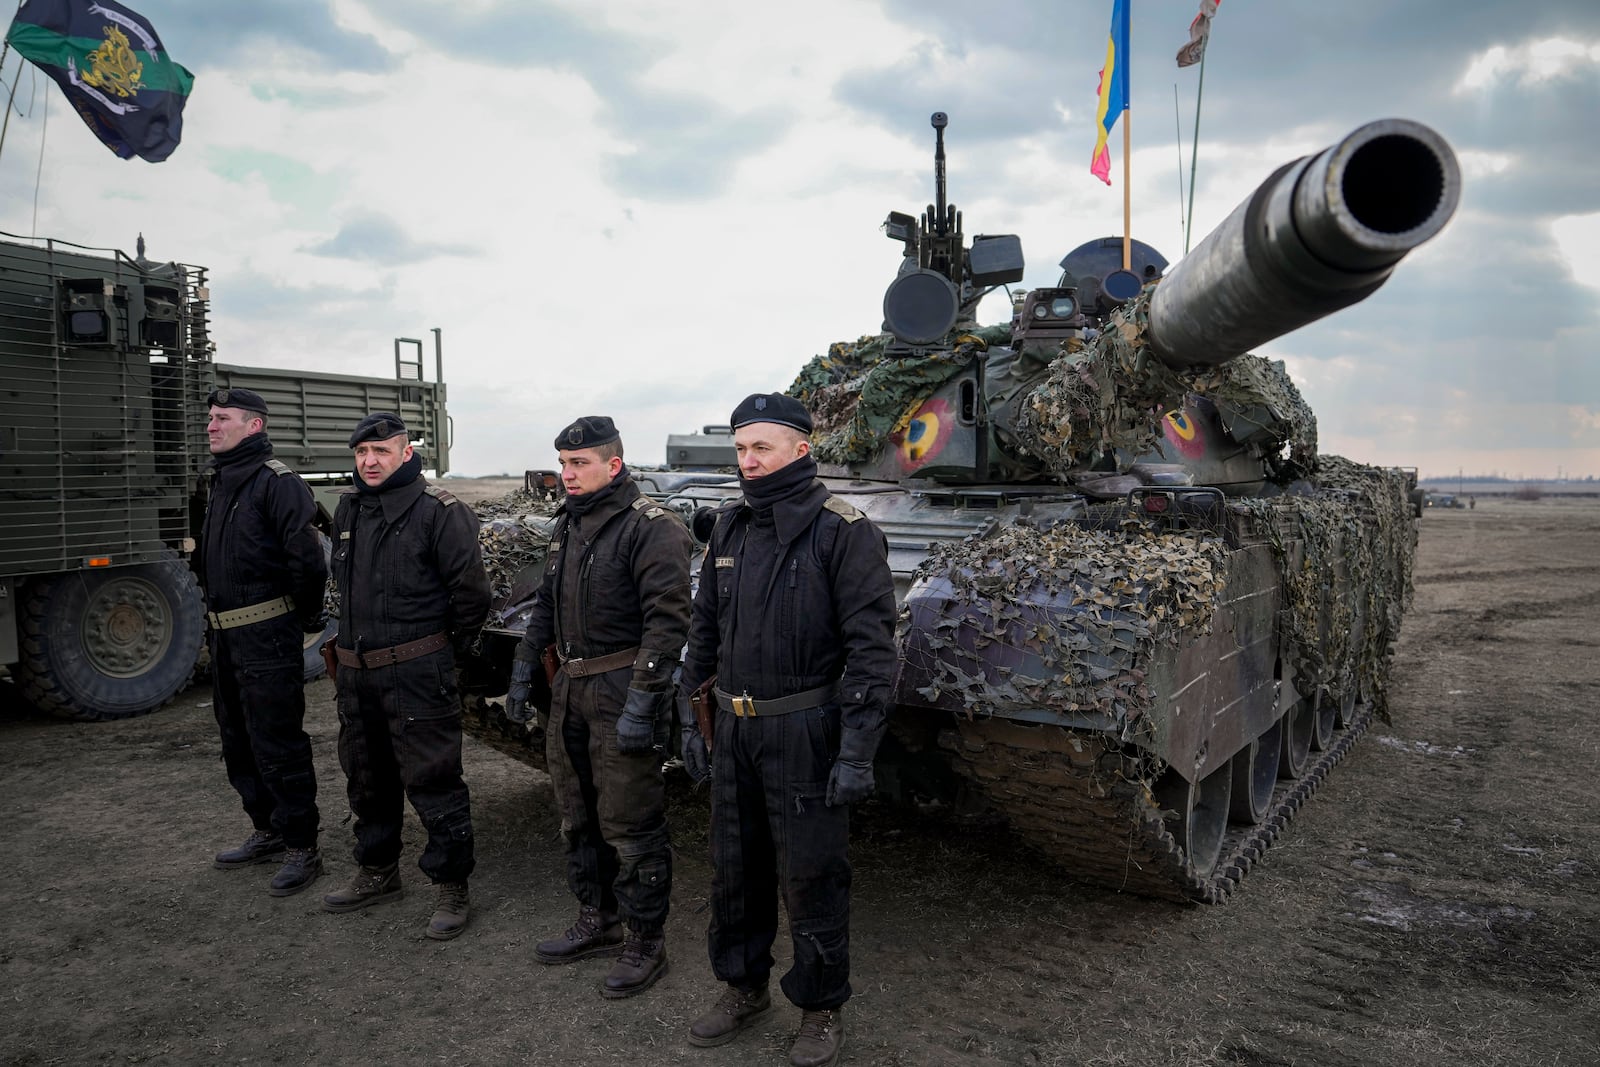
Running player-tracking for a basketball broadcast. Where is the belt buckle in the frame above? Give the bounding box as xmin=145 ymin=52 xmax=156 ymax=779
xmin=732 ymin=694 xmax=755 ymax=718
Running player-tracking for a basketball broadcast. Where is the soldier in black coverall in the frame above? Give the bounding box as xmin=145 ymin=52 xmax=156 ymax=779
xmin=319 ymin=412 xmax=491 ymax=941
xmin=681 ymin=393 xmax=897 ymax=1067
xmin=200 ymin=387 xmax=330 ymax=898
xmin=505 ymin=415 xmax=693 ymax=999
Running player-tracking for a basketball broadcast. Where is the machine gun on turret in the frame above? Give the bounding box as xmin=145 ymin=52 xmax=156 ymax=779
xmin=879 ymin=112 xmax=1025 ymax=351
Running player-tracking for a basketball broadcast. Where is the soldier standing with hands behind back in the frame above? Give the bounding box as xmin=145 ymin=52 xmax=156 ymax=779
xmin=681 ymin=393 xmax=897 ymax=1067
xmin=320 ymin=412 xmax=490 ymax=940
xmin=506 ymin=415 xmax=692 ymax=999
xmin=201 ymin=387 xmax=330 ymax=898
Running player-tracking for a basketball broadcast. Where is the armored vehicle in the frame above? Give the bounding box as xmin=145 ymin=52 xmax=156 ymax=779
xmin=468 ymin=115 xmax=1458 ymax=902
xmin=0 ymin=231 xmax=450 ymax=720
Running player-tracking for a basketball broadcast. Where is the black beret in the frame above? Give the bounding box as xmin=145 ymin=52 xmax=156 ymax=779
xmin=730 ymin=393 xmax=812 ymax=435
xmin=347 ymin=411 xmax=410 ymax=447
xmin=554 ymin=415 xmax=620 ymax=451
xmin=206 ymin=386 xmax=269 ymax=416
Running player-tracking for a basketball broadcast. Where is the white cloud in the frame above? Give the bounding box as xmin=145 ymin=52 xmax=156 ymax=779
xmin=1551 ymin=212 xmax=1600 ymax=291
xmin=1454 ymin=37 xmax=1600 ymax=93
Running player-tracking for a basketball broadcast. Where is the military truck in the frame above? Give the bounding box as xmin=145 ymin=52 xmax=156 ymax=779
xmin=0 ymin=231 xmax=450 ymax=721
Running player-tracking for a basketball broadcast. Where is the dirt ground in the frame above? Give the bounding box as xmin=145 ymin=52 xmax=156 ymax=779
xmin=3 ymin=495 xmax=1597 ymax=1066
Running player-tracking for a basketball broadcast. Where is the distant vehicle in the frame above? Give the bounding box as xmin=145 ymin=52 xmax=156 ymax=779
xmin=0 ymin=231 xmax=450 ymax=721
xmin=1425 ymin=493 xmax=1463 ymax=509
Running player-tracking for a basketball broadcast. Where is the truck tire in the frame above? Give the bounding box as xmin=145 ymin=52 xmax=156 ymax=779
xmin=16 ymin=554 xmax=206 ymax=722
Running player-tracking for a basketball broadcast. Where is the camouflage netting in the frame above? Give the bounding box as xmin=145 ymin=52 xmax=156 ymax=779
xmin=1244 ymin=456 xmax=1416 ymax=718
xmin=902 ymin=520 xmax=1229 ymax=728
xmin=472 ymin=488 xmax=563 ymax=609
xmin=1011 ymin=289 xmax=1318 ymax=475
xmin=789 ymin=326 xmax=1011 ymax=464
xmin=900 ymin=455 xmax=1414 ymax=727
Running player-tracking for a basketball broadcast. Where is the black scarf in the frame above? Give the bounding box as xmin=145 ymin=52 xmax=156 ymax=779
xmin=565 ymin=464 xmax=630 ymax=517
xmin=354 ymin=450 xmax=423 ymax=494
xmin=211 ymin=431 xmax=271 ymax=470
xmin=740 ymin=453 xmax=817 ymax=511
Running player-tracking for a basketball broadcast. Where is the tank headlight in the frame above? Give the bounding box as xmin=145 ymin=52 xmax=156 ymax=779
xmin=1032 ymin=303 xmax=1050 ymax=319
xmin=1049 ymin=295 xmax=1078 ymax=317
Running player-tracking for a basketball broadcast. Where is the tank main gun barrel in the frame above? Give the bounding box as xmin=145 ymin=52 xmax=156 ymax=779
xmin=1146 ymin=119 xmax=1460 ymax=367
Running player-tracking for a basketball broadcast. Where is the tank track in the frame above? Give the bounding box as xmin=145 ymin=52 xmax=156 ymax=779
xmin=939 ymin=704 xmax=1373 ymax=903
xmin=462 ymin=699 xmax=550 ymax=772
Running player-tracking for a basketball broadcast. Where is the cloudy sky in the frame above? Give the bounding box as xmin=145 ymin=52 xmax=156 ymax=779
xmin=3 ymin=0 xmax=1597 ymax=480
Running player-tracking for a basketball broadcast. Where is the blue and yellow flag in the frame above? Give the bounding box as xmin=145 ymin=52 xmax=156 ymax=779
xmin=1090 ymin=0 xmax=1130 ymax=185
xmin=5 ymin=0 xmax=193 ymax=163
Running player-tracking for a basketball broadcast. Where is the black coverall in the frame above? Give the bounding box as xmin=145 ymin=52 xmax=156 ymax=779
xmin=199 ymin=434 xmax=328 ymax=850
xmin=331 ymin=477 xmax=491 ymax=884
xmin=681 ymin=478 xmax=896 ymax=1012
xmin=517 ymin=475 xmax=693 ymax=933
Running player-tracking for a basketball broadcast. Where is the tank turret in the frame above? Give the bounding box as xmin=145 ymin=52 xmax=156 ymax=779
xmin=794 ymin=116 xmax=1459 ymax=492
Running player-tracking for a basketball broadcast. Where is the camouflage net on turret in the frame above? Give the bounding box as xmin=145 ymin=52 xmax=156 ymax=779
xmin=472 ymin=488 xmax=563 ymax=607
xmin=1011 ymin=289 xmax=1318 ymax=474
xmin=789 ymin=326 xmax=1011 ymax=464
xmin=1243 ymin=457 xmax=1415 ymax=717
xmin=902 ymin=520 xmax=1229 ymax=729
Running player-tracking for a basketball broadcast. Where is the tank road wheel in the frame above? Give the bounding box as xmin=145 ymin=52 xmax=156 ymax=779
xmin=1335 ymin=687 xmax=1359 ymax=729
xmin=1228 ymin=717 xmax=1283 ymax=825
xmin=1156 ymin=761 xmax=1233 ymax=877
xmin=1278 ymin=697 xmax=1314 ymax=780
xmin=1312 ymin=690 xmax=1338 ymax=751
xmin=16 ymin=554 xmax=205 ymax=722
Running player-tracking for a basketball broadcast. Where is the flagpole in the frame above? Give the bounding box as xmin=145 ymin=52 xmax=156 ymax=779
xmin=1122 ymin=108 xmax=1131 ymax=270
xmin=1122 ymin=2 xmax=1131 ymax=271
xmin=1184 ymin=29 xmax=1209 ymax=255
xmin=0 ymin=52 xmax=22 ymax=168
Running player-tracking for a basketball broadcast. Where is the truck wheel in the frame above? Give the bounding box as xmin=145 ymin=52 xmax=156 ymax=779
xmin=17 ymin=555 xmax=205 ymax=721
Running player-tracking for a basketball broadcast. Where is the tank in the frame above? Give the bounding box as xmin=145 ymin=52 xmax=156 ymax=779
xmin=467 ymin=114 xmax=1459 ymax=902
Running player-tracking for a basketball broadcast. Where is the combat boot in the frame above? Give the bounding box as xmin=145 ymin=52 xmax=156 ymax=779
xmin=687 ymin=983 xmax=773 ymax=1047
xmin=600 ymin=928 xmax=668 ymax=999
xmin=268 ymin=847 xmax=324 ymax=897
xmin=321 ymin=862 xmax=403 ymax=913
xmin=534 ymin=904 xmax=623 ymax=964
xmin=789 ymin=1008 xmax=844 ymax=1067
xmin=213 ymin=829 xmax=285 ymax=869
xmin=426 ymin=882 xmax=470 ymax=940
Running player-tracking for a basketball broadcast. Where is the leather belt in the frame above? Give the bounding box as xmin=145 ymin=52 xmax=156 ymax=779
xmin=714 ymin=683 xmax=839 ymax=718
xmin=560 ymin=646 xmax=639 ymax=678
xmin=206 ymin=595 xmax=293 ymax=630
xmin=335 ymin=631 xmax=449 ymax=670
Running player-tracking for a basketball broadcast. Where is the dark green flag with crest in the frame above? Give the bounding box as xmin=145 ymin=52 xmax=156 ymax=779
xmin=5 ymin=0 xmax=193 ymax=162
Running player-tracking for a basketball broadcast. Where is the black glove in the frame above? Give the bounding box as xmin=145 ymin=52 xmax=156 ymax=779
xmin=298 ymin=609 xmax=329 ymax=635
xmin=505 ymin=655 xmax=535 ymax=725
xmin=826 ymin=726 xmax=879 ymax=807
xmin=681 ymin=722 xmax=710 ymax=783
xmin=617 ymin=687 xmax=665 ymax=755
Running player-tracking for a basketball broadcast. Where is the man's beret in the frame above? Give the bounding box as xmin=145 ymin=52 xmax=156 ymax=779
xmin=554 ymin=415 xmax=620 ymax=451
xmin=347 ymin=411 xmax=410 ymax=448
xmin=206 ymin=387 xmax=269 ymax=416
xmin=730 ymin=393 xmax=812 ymax=435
